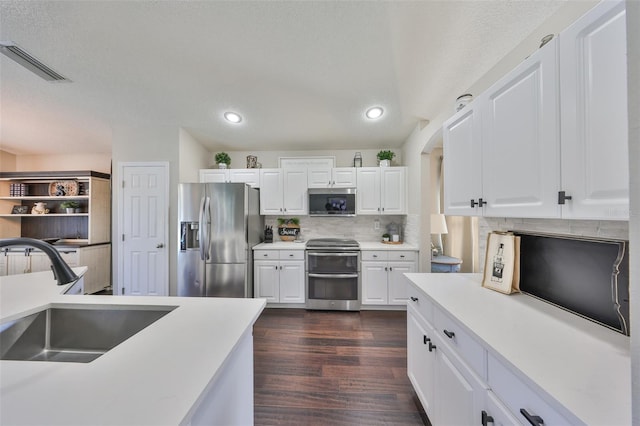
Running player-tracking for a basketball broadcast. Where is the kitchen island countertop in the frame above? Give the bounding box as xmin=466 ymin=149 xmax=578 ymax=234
xmin=0 ymin=270 xmax=266 ymax=425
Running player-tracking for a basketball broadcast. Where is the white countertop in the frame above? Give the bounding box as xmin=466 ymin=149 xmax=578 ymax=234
xmin=253 ymin=241 xmax=418 ymax=250
xmin=0 ymin=270 xmax=266 ymax=425
xmin=405 ymin=273 xmax=631 ymax=426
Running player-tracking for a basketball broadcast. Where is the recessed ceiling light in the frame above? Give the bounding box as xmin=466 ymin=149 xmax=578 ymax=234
xmin=224 ymin=112 xmax=242 ymax=123
xmin=365 ymin=106 xmax=384 ymax=120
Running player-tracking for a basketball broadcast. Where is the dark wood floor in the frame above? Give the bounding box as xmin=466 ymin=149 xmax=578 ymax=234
xmin=253 ymin=308 xmax=429 ymax=426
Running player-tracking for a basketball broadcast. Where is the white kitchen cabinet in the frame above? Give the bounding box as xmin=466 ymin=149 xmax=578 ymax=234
xmin=259 ymin=168 xmax=308 ymax=215
xmin=407 ymin=300 xmax=485 ymax=426
xmin=444 ymin=38 xmax=560 ymax=218
xmin=559 ymin=0 xmax=629 ymax=220
xmin=254 ymin=249 xmax=305 ymax=304
xmin=307 ymin=167 xmax=357 ymax=188
xmin=361 ymin=250 xmax=416 ymax=305
xmin=356 ymin=167 xmax=407 ymax=215
xmin=199 ymin=169 xmax=260 ymax=187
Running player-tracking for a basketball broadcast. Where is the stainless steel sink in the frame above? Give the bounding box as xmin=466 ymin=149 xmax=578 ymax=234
xmin=0 ymin=304 xmax=176 ymax=363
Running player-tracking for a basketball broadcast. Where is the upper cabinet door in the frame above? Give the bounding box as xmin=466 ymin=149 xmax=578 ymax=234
xmin=443 ymin=103 xmax=483 ymax=216
xmin=282 ymin=168 xmax=308 ymax=215
xmin=307 ymin=168 xmax=332 ymax=188
xmin=560 ymin=0 xmax=629 ymax=220
xmin=229 ymin=169 xmax=260 ymax=188
xmin=481 ymin=38 xmax=561 ymax=218
xmin=259 ymin=169 xmax=284 ymax=215
xmin=357 ymin=168 xmax=381 ymax=214
xmin=380 ymin=167 xmax=407 ymax=215
xmin=199 ymin=169 xmax=229 ymax=183
xmin=332 ymin=168 xmax=357 ymax=187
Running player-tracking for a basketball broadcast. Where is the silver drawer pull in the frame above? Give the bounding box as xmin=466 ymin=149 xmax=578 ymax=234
xmin=308 ymin=273 xmax=358 ymax=279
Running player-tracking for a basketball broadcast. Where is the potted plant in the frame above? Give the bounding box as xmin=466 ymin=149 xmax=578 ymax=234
xmin=277 ymin=217 xmax=300 ymax=241
xmin=215 ymin=152 xmax=231 ymax=169
xmin=60 ymin=200 xmax=80 ymax=214
xmin=382 ymin=233 xmax=390 ymax=242
xmin=377 ymin=150 xmax=395 ymax=167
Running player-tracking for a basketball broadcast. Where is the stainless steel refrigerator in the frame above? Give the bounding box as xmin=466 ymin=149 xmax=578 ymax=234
xmin=177 ymin=183 xmax=263 ymax=297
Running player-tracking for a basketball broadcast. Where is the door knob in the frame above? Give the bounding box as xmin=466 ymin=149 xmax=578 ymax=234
xmin=156 ymin=243 xmax=164 ymax=248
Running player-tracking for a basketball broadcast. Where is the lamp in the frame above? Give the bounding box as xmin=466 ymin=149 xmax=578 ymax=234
xmin=430 ymin=213 xmax=448 ymax=257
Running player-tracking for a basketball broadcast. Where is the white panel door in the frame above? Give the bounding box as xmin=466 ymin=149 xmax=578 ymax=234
xmin=436 ymin=348 xmax=476 ymax=426
xmin=282 ymin=168 xmax=308 ymax=215
xmin=443 ymin=104 xmax=483 ymax=216
xmin=407 ymin=307 xmax=436 ymax=419
xmin=481 ymin=38 xmax=560 ymax=218
xmin=120 ymin=163 xmax=169 ymax=296
xmin=560 ymin=0 xmax=629 ymax=220
xmin=259 ymin=169 xmax=284 ymax=215
xmin=356 ymin=168 xmax=381 ymax=215
xmin=380 ymin=167 xmax=406 ymax=214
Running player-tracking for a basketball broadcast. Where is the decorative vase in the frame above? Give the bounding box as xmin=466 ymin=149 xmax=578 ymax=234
xmin=218 ymin=163 xmax=227 ymax=169
xmin=66 ymin=208 xmax=75 ymax=214
xmin=379 ymin=159 xmax=390 ymax=167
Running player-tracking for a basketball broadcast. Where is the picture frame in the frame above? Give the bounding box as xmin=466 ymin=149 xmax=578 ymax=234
xmin=11 ymin=205 xmax=29 ymax=214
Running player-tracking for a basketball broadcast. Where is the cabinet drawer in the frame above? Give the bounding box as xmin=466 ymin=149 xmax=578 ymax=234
xmin=434 ymin=306 xmax=487 ymax=380
xmin=387 ymin=251 xmax=416 ymax=261
xmin=279 ymin=250 xmax=304 ymax=260
xmin=254 ymin=250 xmax=278 ymax=260
xmin=407 ymin=284 xmax=434 ymax=325
xmin=361 ymin=251 xmax=388 ymax=261
xmin=488 ymin=353 xmax=574 ymax=425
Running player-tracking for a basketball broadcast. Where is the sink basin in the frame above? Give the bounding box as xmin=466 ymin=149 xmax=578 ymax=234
xmin=0 ymin=304 xmax=176 ymax=363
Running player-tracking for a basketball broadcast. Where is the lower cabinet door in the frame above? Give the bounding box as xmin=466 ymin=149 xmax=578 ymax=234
xmin=435 ymin=335 xmax=486 ymax=426
xmin=254 ymin=261 xmax=280 ymax=302
xmin=278 ymin=261 xmax=305 ymax=303
xmin=361 ymin=261 xmax=388 ymax=304
xmin=407 ymin=306 xmax=436 ymax=418
xmin=483 ymin=390 xmax=521 ymax=426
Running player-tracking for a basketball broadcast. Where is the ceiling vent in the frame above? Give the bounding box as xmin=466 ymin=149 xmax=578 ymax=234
xmin=0 ymin=41 xmax=70 ymax=82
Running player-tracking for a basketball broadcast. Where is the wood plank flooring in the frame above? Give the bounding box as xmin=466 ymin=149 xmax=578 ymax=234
xmin=253 ymin=308 xmax=429 ymax=426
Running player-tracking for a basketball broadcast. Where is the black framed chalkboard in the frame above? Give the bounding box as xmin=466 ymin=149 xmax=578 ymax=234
xmin=516 ymin=232 xmax=629 ymax=335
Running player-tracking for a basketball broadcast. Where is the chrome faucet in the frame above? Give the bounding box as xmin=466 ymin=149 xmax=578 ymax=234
xmin=0 ymin=238 xmax=79 ymax=285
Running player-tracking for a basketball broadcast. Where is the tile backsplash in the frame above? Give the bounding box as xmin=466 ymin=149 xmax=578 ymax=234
xmin=264 ymin=215 xmax=407 ymax=242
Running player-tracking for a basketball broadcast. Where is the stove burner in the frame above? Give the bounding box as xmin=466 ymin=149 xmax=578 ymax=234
xmin=305 ymin=238 xmax=359 ymax=249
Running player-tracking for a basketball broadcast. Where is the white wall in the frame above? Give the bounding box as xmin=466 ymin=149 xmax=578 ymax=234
xmin=0 ymin=150 xmax=16 ymax=172
xmin=111 ymin=124 xmax=180 ymax=295
xmin=626 ymin=1 xmax=639 ymax=422
xmin=206 ymin=149 xmax=401 ymax=169
xmin=7 ymin=153 xmax=111 ymax=174
xmin=178 ymin=128 xmax=210 ymax=183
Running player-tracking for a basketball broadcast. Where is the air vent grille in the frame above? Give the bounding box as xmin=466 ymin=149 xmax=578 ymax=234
xmin=0 ymin=42 xmax=70 ymax=82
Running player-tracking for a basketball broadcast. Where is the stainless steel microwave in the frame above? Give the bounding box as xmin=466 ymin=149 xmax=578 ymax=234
xmin=308 ymin=188 xmax=356 ymax=216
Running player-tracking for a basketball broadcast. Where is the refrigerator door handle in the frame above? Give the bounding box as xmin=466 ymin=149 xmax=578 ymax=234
xmin=198 ymin=196 xmax=207 ymax=261
xmin=203 ymin=196 xmax=212 ymax=261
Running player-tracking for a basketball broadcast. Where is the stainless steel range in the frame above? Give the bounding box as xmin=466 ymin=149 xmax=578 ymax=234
xmin=305 ymin=238 xmax=360 ymax=311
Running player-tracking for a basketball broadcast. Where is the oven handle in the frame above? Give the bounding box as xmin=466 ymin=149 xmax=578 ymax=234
xmin=307 ymin=252 xmax=359 ymax=257
xmin=308 ymin=273 xmax=359 ymax=279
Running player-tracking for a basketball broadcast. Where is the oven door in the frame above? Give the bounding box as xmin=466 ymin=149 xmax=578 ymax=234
xmin=306 ymin=251 xmax=359 ymax=274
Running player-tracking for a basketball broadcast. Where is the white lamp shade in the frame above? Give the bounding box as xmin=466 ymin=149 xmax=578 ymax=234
xmin=430 ymin=213 xmax=448 ymax=235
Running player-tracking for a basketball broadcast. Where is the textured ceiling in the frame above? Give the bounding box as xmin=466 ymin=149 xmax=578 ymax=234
xmin=0 ymin=1 xmax=566 ymax=156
